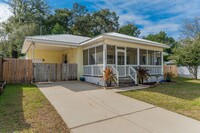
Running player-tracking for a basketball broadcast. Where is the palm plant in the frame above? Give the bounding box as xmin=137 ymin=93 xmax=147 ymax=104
xmin=136 ymin=66 xmax=151 ymax=84
xmin=103 ymin=67 xmax=117 ymax=87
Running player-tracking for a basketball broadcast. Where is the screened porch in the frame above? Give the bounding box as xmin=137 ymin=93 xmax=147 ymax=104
xmin=83 ymin=44 xmax=163 ymax=78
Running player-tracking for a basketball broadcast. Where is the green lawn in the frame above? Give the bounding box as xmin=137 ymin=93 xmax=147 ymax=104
xmin=0 ymin=84 xmax=69 ymax=133
xmin=120 ymin=77 xmax=200 ymax=121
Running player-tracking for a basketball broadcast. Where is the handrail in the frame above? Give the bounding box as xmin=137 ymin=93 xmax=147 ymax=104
xmin=129 ymin=66 xmax=138 ymax=84
xmin=110 ymin=66 xmax=119 ymax=86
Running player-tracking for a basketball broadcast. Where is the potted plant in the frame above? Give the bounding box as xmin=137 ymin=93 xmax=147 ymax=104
xmin=136 ymin=66 xmax=151 ymax=84
xmin=103 ymin=67 xmax=117 ymax=87
xmin=164 ymin=72 xmax=174 ymax=82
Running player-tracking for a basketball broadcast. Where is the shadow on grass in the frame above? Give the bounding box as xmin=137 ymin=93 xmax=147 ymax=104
xmin=142 ymin=77 xmax=200 ymax=100
xmin=0 ymin=84 xmax=31 ymax=132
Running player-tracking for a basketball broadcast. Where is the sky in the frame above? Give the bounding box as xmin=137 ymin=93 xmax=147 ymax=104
xmin=0 ymin=0 xmax=200 ymax=39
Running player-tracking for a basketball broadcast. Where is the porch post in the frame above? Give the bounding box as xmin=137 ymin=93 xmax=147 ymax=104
xmin=125 ymin=47 xmax=127 ymax=76
xmin=137 ymin=48 xmax=140 ymax=66
xmin=103 ymin=44 xmax=107 ymax=86
xmin=161 ymin=51 xmax=164 ymax=75
xmin=103 ymin=44 xmax=107 ymax=70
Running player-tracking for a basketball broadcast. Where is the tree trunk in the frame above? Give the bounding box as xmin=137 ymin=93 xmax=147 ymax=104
xmin=187 ymin=66 xmax=198 ymax=79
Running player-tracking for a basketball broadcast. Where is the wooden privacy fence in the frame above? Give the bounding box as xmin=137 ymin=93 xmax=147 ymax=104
xmin=33 ymin=63 xmax=77 ymax=82
xmin=0 ymin=58 xmax=77 ymax=84
xmin=3 ymin=58 xmax=33 ymax=84
xmin=164 ymin=65 xmax=178 ymax=77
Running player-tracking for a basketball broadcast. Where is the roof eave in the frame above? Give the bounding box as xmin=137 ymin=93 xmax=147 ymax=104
xmin=21 ymin=37 xmax=80 ymax=54
xmin=104 ymin=35 xmax=170 ymax=48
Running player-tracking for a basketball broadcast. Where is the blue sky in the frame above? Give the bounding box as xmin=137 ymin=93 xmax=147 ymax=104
xmin=1 ymin=0 xmax=200 ymax=39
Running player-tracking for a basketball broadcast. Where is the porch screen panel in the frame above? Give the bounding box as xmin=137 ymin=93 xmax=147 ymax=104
xmin=127 ymin=48 xmax=137 ymax=65
xmin=107 ymin=45 xmax=115 ymax=64
xmin=83 ymin=49 xmax=88 ymax=65
xmin=140 ymin=49 xmax=147 ymax=65
xmin=96 ymin=45 xmax=103 ymax=64
xmin=89 ymin=48 xmax=95 ymax=65
xmin=155 ymin=51 xmax=161 ymax=65
xmin=148 ymin=50 xmax=154 ymax=65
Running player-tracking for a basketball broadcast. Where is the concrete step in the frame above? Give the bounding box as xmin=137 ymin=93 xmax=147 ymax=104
xmin=119 ymin=77 xmax=136 ymax=87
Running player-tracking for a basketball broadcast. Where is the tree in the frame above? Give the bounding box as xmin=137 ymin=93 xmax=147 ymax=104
xmin=90 ymin=9 xmax=119 ymax=36
xmin=51 ymin=23 xmax=65 ymax=34
xmin=44 ymin=9 xmax=71 ymax=34
xmin=181 ymin=17 xmax=200 ymax=39
xmin=118 ymin=24 xmax=140 ymax=37
xmin=144 ymin=31 xmax=177 ymax=61
xmin=170 ymin=39 xmax=200 ymax=79
xmin=1 ymin=0 xmax=50 ymax=57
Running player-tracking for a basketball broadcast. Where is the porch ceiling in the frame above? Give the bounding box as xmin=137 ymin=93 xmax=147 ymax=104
xmin=22 ymin=41 xmax=77 ymax=53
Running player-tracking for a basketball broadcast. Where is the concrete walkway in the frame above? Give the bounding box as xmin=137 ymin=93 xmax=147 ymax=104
xmin=37 ymin=81 xmax=200 ymax=133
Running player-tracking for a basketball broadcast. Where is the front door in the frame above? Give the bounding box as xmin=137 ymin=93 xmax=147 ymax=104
xmin=117 ymin=50 xmax=126 ymax=77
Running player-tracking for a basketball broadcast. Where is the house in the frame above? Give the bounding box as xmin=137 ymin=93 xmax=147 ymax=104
xmin=22 ymin=32 xmax=170 ymax=86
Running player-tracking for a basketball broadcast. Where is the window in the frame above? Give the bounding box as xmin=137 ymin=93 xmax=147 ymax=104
xmin=148 ymin=50 xmax=154 ymax=65
xmin=140 ymin=49 xmax=147 ymax=65
xmin=107 ymin=45 xmax=115 ymax=64
xmin=83 ymin=50 xmax=88 ymax=65
xmin=89 ymin=48 xmax=95 ymax=65
xmin=155 ymin=51 xmax=161 ymax=65
xmin=96 ymin=45 xmax=103 ymax=64
xmin=127 ymin=48 xmax=137 ymax=65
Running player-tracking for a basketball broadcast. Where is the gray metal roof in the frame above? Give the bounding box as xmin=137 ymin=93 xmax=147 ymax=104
xmin=102 ymin=32 xmax=169 ymax=48
xmin=26 ymin=34 xmax=91 ymax=44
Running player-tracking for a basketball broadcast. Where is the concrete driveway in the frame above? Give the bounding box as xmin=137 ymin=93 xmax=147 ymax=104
xmin=37 ymin=81 xmax=200 ymax=133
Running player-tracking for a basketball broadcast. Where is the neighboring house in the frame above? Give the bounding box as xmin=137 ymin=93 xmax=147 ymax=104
xmin=22 ymin=32 xmax=169 ymax=86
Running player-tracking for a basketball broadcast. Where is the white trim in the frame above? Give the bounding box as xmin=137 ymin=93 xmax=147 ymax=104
xmin=146 ymin=50 xmax=148 ymax=65
xmin=80 ymin=34 xmax=169 ymax=48
xmin=161 ymin=51 xmax=164 ymax=75
xmin=125 ymin=47 xmax=127 ymax=76
xmin=103 ymin=44 xmax=106 ymax=71
xmin=137 ymin=48 xmax=140 ymax=66
xmin=82 ymin=42 xmax=104 ymax=50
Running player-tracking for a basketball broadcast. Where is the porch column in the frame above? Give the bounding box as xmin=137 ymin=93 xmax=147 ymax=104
xmin=137 ymin=48 xmax=140 ymax=66
xmin=103 ymin=44 xmax=107 ymax=87
xmin=125 ymin=47 xmax=127 ymax=76
xmin=103 ymin=44 xmax=107 ymax=70
xmin=161 ymin=51 xmax=164 ymax=75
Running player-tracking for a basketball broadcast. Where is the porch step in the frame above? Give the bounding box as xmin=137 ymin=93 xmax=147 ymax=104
xmin=118 ymin=77 xmax=136 ymax=87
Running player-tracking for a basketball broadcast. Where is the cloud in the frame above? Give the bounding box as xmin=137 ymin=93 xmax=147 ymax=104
xmin=0 ymin=3 xmax=12 ymax=23
xmin=86 ymin=0 xmax=200 ymax=39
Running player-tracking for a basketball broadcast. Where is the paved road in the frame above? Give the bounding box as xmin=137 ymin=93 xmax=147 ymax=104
xmin=37 ymin=81 xmax=200 ymax=133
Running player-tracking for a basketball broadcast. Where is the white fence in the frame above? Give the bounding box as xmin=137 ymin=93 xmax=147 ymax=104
xmin=178 ymin=66 xmax=200 ymax=79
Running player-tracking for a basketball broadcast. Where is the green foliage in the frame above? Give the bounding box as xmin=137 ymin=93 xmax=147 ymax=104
xmin=143 ymin=31 xmax=177 ymax=61
xmin=0 ymin=0 xmax=49 ymax=57
xmin=170 ymin=39 xmax=200 ymax=79
xmin=118 ymin=24 xmax=140 ymax=37
xmin=1 ymin=2 xmax=119 ymax=57
xmin=51 ymin=23 xmax=65 ymax=34
xmin=136 ymin=66 xmax=151 ymax=84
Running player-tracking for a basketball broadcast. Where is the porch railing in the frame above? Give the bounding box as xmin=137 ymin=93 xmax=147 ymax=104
xmin=129 ymin=66 xmax=138 ymax=84
xmin=140 ymin=65 xmax=162 ymax=75
xmin=83 ymin=65 xmax=162 ymax=77
xmin=83 ymin=65 xmax=103 ymax=76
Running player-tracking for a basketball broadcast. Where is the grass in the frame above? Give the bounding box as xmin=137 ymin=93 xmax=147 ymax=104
xmin=0 ymin=84 xmax=69 ymax=133
xmin=120 ymin=77 xmax=200 ymax=121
